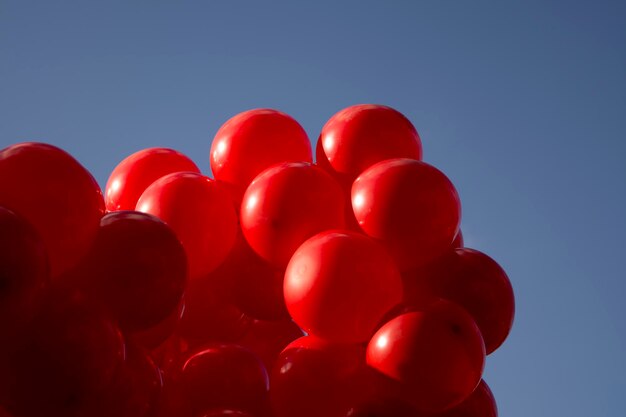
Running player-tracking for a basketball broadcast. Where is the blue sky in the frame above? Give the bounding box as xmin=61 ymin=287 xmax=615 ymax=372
xmin=1 ymin=1 xmax=625 ymax=415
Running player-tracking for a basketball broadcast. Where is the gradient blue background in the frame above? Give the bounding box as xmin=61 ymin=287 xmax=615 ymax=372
xmin=2 ymin=1 xmax=625 ymax=415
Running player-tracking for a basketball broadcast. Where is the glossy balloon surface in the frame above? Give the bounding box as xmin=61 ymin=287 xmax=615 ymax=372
xmin=352 ymin=158 xmax=461 ymax=271
xmin=433 ymin=380 xmax=497 ymax=417
xmin=241 ymin=162 xmax=345 ymax=267
xmin=0 ymin=142 xmax=105 ymax=278
xmin=319 ymin=104 xmax=422 ymax=179
xmin=403 ymin=248 xmax=514 ymax=354
xmin=136 ymin=172 xmax=238 ymax=279
xmin=284 ymin=230 xmax=403 ymax=343
xmin=366 ymin=301 xmax=485 ymax=413
xmin=106 ymin=147 xmax=200 ymax=211
xmin=210 ymin=109 xmax=312 ymax=202
xmin=78 ymin=211 xmax=187 ymax=331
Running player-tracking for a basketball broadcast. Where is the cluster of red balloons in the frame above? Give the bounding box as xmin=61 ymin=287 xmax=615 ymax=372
xmin=0 ymin=105 xmax=514 ymax=417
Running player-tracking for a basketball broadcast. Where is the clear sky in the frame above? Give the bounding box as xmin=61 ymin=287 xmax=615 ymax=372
xmin=1 ymin=1 xmax=625 ymax=415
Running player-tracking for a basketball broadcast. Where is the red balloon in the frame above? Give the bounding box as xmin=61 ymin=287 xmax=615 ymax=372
xmin=352 ymin=158 xmax=461 ymax=271
xmin=318 ymin=104 xmax=422 ymax=179
xmin=315 ymin=139 xmax=362 ymax=232
xmin=173 ymin=344 xmax=269 ymax=416
xmin=403 ymin=248 xmax=515 ymax=354
xmin=0 ymin=207 xmax=49 ymax=334
xmin=84 ymin=343 xmax=163 ymax=417
xmin=200 ymin=410 xmax=254 ymax=417
xmin=136 ymin=172 xmax=238 ymax=279
xmin=366 ymin=300 xmax=485 ymax=413
xmin=177 ymin=275 xmax=251 ymax=349
xmin=432 ymin=380 xmax=498 ymax=417
xmin=451 ymin=230 xmax=464 ymax=248
xmin=214 ymin=231 xmax=289 ymax=321
xmin=0 ymin=142 xmax=105 ymax=278
xmin=210 ymin=109 xmax=312 ymax=203
xmin=77 ymin=211 xmax=187 ymax=331
xmin=129 ymin=299 xmax=185 ymax=351
xmin=237 ymin=319 xmax=305 ymax=371
xmin=105 ymin=147 xmax=200 ymax=212
xmin=271 ymin=336 xmax=367 ymax=417
xmin=0 ymin=288 xmax=125 ymax=417
xmin=284 ymin=230 xmax=403 ymax=343
xmin=241 ymin=162 xmax=345 ymax=267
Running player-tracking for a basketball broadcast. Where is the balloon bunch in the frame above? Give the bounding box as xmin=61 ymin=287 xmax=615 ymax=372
xmin=0 ymin=105 xmax=514 ymax=417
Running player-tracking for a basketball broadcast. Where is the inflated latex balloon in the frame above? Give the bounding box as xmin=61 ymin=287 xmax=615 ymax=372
xmin=136 ymin=172 xmax=237 ymax=279
xmin=241 ymin=162 xmax=345 ymax=267
xmin=0 ymin=289 xmax=125 ymax=417
xmin=210 ymin=109 xmax=312 ymax=203
xmin=129 ymin=299 xmax=185 ymax=350
xmin=200 ymin=410 xmax=254 ymax=417
xmin=452 ymin=230 xmax=464 ymax=248
xmin=434 ymin=379 xmax=498 ymax=417
xmin=403 ymin=248 xmax=515 ymax=354
xmin=0 ymin=207 xmax=49 ymax=333
xmin=352 ymin=158 xmax=461 ymax=271
xmin=0 ymin=142 xmax=105 ymax=278
xmin=318 ymin=104 xmax=422 ymax=179
xmin=78 ymin=211 xmax=187 ymax=331
xmin=284 ymin=230 xmax=403 ymax=343
xmin=105 ymin=147 xmax=200 ymax=211
xmin=271 ymin=336 xmax=367 ymax=417
xmin=366 ymin=300 xmax=485 ymax=413
xmin=237 ymin=319 xmax=305 ymax=371
xmin=173 ymin=344 xmax=269 ymax=416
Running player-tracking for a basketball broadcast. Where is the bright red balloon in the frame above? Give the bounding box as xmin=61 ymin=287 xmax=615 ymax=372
xmin=403 ymin=248 xmax=515 ymax=354
xmin=284 ymin=230 xmax=403 ymax=343
xmin=241 ymin=162 xmax=345 ymax=267
xmin=0 ymin=207 xmax=49 ymax=334
xmin=0 ymin=288 xmax=125 ymax=417
xmin=366 ymin=300 xmax=485 ymax=413
xmin=77 ymin=211 xmax=187 ymax=331
xmin=210 ymin=109 xmax=312 ymax=203
xmin=271 ymin=336 xmax=367 ymax=417
xmin=319 ymin=104 xmax=422 ymax=179
xmin=0 ymin=142 xmax=105 ymax=278
xmin=352 ymin=158 xmax=461 ymax=271
xmin=136 ymin=172 xmax=237 ymax=279
xmin=105 ymin=147 xmax=200 ymax=212
xmin=432 ymin=380 xmax=498 ymax=417
xmin=174 ymin=344 xmax=269 ymax=416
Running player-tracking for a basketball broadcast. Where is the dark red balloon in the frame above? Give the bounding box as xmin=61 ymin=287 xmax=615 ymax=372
xmin=271 ymin=336 xmax=367 ymax=417
xmin=78 ymin=211 xmax=187 ymax=331
xmin=366 ymin=300 xmax=485 ymax=413
xmin=177 ymin=275 xmax=251 ymax=349
xmin=214 ymin=231 xmax=289 ymax=321
xmin=237 ymin=319 xmax=305 ymax=371
xmin=241 ymin=162 xmax=345 ymax=267
xmin=129 ymin=299 xmax=185 ymax=351
xmin=403 ymin=248 xmax=514 ymax=354
xmin=0 ymin=207 xmax=49 ymax=334
xmin=84 ymin=343 xmax=163 ymax=417
xmin=174 ymin=344 xmax=269 ymax=416
xmin=136 ymin=172 xmax=238 ymax=279
xmin=0 ymin=289 xmax=125 ymax=417
xmin=352 ymin=158 xmax=461 ymax=271
xmin=284 ymin=230 xmax=403 ymax=343
xmin=318 ymin=104 xmax=422 ymax=179
xmin=105 ymin=147 xmax=200 ymax=212
xmin=0 ymin=142 xmax=105 ymax=278
xmin=432 ymin=380 xmax=498 ymax=417
xmin=200 ymin=410 xmax=254 ymax=417
xmin=451 ymin=230 xmax=464 ymax=248
xmin=210 ymin=109 xmax=312 ymax=203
